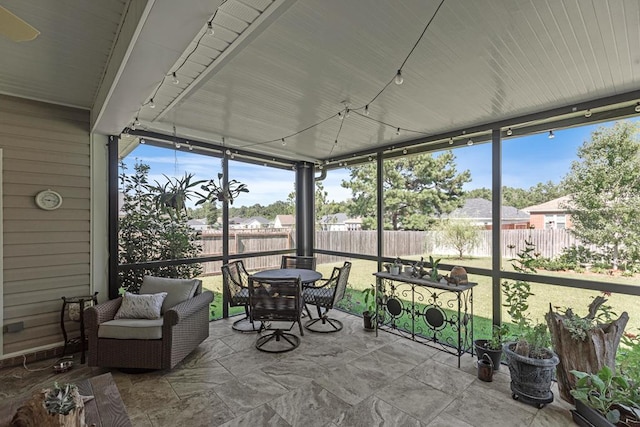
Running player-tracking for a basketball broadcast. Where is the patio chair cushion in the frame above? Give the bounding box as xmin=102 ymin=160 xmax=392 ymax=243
xmin=98 ymin=318 xmax=164 ymax=340
xmin=303 ymin=286 xmax=333 ymax=306
xmin=114 ymin=292 xmax=167 ymax=320
xmin=139 ymin=276 xmax=200 ymax=314
xmin=231 ymin=287 xmax=249 ymax=304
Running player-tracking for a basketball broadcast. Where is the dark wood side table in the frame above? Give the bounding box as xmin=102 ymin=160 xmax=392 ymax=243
xmin=61 ymin=292 xmax=98 ymax=364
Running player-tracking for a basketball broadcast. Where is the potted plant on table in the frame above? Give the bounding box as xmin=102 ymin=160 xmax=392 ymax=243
xmin=502 ymin=238 xmax=560 ymax=408
xmin=570 ymin=365 xmax=640 ymax=426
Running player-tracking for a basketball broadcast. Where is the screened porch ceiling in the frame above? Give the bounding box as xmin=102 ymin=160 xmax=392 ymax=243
xmin=3 ymin=0 xmax=640 ymax=165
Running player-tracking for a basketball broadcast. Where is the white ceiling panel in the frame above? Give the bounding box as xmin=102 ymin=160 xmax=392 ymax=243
xmin=4 ymin=0 xmax=640 ymax=163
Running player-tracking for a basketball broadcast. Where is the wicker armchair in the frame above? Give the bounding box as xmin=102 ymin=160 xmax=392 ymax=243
xmin=86 ymin=276 xmax=213 ymax=370
xmin=221 ymin=260 xmax=260 ymax=332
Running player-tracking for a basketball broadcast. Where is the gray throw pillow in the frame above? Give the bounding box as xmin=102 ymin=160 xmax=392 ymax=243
xmin=139 ymin=276 xmax=200 ymax=314
xmin=114 ymin=292 xmax=167 ymax=320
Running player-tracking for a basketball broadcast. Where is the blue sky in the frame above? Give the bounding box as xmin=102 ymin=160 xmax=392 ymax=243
xmin=123 ymin=118 xmax=635 ymax=207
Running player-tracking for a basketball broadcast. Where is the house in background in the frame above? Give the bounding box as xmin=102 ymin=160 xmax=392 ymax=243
xmin=242 ymin=216 xmax=271 ymax=229
xmin=186 ymin=218 xmax=208 ymax=231
xmin=274 ymin=214 xmax=295 ymax=229
xmin=445 ymin=198 xmax=530 ymax=229
xmin=317 ymin=213 xmax=363 ymax=231
xmin=524 ymin=195 xmax=573 ymax=230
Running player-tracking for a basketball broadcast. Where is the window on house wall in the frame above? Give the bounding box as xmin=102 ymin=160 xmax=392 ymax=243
xmin=544 ymin=214 xmax=566 ymax=229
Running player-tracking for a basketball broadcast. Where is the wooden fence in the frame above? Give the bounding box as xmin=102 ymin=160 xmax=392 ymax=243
xmin=200 ymin=228 xmax=587 ymax=275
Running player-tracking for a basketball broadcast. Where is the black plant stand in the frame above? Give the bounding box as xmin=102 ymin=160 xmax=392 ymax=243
xmin=60 ymin=292 xmax=98 ymax=364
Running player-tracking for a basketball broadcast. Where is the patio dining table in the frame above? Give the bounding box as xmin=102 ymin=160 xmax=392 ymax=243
xmin=250 ymin=268 xmax=322 ymax=285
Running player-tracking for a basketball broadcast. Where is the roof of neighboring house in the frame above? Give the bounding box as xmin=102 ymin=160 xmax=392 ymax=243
xmin=245 ymin=216 xmax=271 ymax=225
xmin=187 ymin=218 xmax=207 ymax=226
xmin=275 ymin=214 xmax=295 ymax=226
xmin=523 ymin=195 xmax=573 ymax=213
xmin=447 ymin=198 xmax=530 ymax=221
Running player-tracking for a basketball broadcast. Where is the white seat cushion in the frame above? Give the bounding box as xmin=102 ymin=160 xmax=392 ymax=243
xmin=98 ymin=318 xmax=164 ymax=340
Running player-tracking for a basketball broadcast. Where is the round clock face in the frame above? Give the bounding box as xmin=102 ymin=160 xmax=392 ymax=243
xmin=35 ymin=190 xmax=63 ymax=210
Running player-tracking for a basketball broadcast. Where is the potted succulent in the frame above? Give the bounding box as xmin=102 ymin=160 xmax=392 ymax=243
xmin=570 ymin=365 xmax=640 ymax=426
xmin=474 ymin=323 xmax=509 ymax=371
xmin=502 ymin=238 xmax=560 ymax=408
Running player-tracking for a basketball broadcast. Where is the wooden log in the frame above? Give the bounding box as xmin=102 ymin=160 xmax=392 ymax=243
xmin=546 ymin=301 xmax=629 ymax=404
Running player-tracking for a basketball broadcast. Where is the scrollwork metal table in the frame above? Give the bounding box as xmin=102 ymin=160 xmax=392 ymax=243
xmin=373 ymin=272 xmax=476 ymax=368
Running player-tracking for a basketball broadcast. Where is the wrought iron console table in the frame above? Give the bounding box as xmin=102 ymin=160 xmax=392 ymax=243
xmin=373 ymin=272 xmax=477 ymax=368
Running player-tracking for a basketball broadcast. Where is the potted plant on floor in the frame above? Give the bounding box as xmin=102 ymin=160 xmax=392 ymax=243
xmin=361 ymin=281 xmax=386 ymax=331
xmin=474 ymin=323 xmax=509 ymax=372
xmin=502 ymin=238 xmax=560 ymax=408
xmin=570 ymin=365 xmax=640 ymax=426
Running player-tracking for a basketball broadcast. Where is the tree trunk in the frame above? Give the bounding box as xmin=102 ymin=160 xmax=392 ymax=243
xmin=545 ymin=300 xmax=629 ymax=404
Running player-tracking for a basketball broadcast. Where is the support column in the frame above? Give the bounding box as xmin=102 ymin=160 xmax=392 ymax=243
xmin=491 ymin=129 xmax=502 ymax=326
xmin=222 ymin=154 xmax=230 ymax=318
xmin=107 ymin=135 xmax=119 ymax=300
xmin=295 ymin=162 xmax=314 ymax=256
xmin=376 ymin=154 xmax=384 ymax=270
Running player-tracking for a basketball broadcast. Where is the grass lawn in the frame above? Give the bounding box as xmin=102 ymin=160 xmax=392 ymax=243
xmin=200 ymin=257 xmax=640 ymax=335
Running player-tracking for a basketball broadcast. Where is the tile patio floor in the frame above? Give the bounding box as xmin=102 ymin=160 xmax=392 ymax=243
xmin=0 ymin=311 xmax=575 ymax=426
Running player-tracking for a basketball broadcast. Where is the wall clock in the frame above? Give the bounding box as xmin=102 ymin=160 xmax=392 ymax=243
xmin=35 ymin=189 xmax=63 ymax=210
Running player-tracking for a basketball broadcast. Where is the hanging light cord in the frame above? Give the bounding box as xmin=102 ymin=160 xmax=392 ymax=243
xmin=241 ymin=0 xmax=446 ymax=152
xmin=328 ymin=112 xmax=347 ymax=157
xmin=137 ymin=1 xmax=228 ymax=117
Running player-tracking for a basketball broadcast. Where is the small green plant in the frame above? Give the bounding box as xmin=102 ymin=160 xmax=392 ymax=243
xmin=619 ymin=331 xmax=640 ymax=386
xmin=428 ymin=255 xmax=441 ymax=281
xmin=571 ymin=365 xmax=640 ymax=425
xmin=44 ymin=383 xmax=78 ymax=415
xmin=487 ymin=324 xmax=510 ymax=350
xmin=502 ymin=238 xmax=551 ymax=358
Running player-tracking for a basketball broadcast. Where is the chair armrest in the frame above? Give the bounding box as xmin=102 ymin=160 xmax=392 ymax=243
xmin=164 ymin=291 xmax=214 ymax=326
xmin=85 ymin=297 xmax=122 ymax=328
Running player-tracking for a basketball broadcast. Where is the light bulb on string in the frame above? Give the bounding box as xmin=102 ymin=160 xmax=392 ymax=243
xmin=584 ymin=109 xmax=592 ymax=118
xmin=635 ymin=102 xmax=640 ymax=113
xmin=281 ymin=138 xmax=286 ymax=146
xmin=506 ymin=128 xmax=513 ymax=136
xmin=394 ymin=69 xmax=404 ymax=85
xmin=548 ymin=130 xmax=555 ymax=139
xmin=467 ymin=139 xmax=473 ymax=146
xmin=148 ymin=98 xmax=155 ymax=109
xmin=334 ymin=139 xmax=338 ymax=145
xmin=188 ymin=144 xmax=193 ymax=151
xmin=402 ymin=148 xmax=408 ymax=155
xmin=396 ymin=127 xmax=400 ymax=136
xmin=134 ymin=116 xmax=141 ymax=127
xmin=207 ymin=21 xmax=214 ymax=36
xmin=225 ymin=149 xmax=231 ymax=156
xmin=338 ymin=112 xmax=343 ymax=120
xmin=448 ymin=137 xmax=454 ymax=145
xmin=175 ymin=142 xmax=181 ymax=149
xmin=172 ymin=72 xmax=179 ymax=85
xmin=345 ymin=108 xmax=350 ymax=118
xmin=364 ymin=105 xmax=370 ymax=116
xmin=140 ymin=138 xmax=146 ymax=144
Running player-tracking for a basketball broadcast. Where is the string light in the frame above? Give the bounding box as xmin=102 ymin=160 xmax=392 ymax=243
xmin=207 ymin=21 xmax=214 ymax=36
xmin=548 ymin=130 xmax=555 ymax=139
xmin=188 ymin=144 xmax=193 ymax=151
xmin=635 ymin=102 xmax=640 ymax=113
xmin=140 ymin=138 xmax=146 ymax=144
xmin=225 ymin=149 xmax=231 ymax=155
xmin=402 ymin=148 xmax=408 ymax=154
xmin=506 ymin=128 xmax=513 ymax=136
xmin=364 ymin=105 xmax=370 ymax=116
xmin=467 ymin=139 xmax=473 ymax=146
xmin=281 ymin=138 xmax=286 ymax=146
xmin=338 ymin=112 xmax=343 ymax=120
xmin=584 ymin=109 xmax=592 ymax=118
xmin=394 ymin=69 xmax=404 ymax=85
xmin=148 ymin=98 xmax=155 ymax=109
xmin=448 ymin=137 xmax=454 ymax=145
xmin=345 ymin=108 xmax=350 ymax=118
xmin=396 ymin=127 xmax=401 ymax=135
xmin=134 ymin=116 xmax=141 ymax=127
xmin=175 ymin=142 xmax=182 ymax=149
xmin=172 ymin=72 xmax=179 ymax=85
